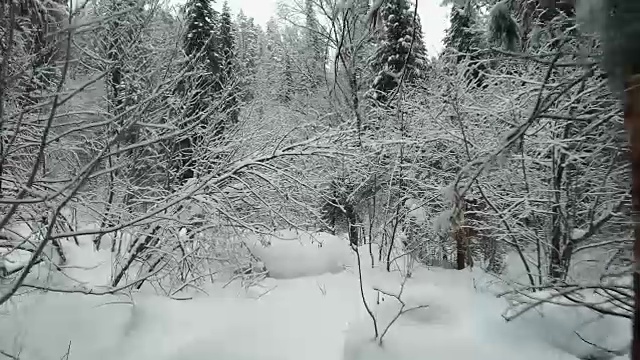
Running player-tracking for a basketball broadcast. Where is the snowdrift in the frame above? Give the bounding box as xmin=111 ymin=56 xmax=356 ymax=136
xmin=243 ymin=229 xmax=352 ymax=279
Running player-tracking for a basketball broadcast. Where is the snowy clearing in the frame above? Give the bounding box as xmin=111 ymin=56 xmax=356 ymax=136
xmin=0 ymin=230 xmax=629 ymax=360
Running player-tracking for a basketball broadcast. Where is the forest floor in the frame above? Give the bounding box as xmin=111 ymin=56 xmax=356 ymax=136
xmin=0 ymin=230 xmax=631 ymax=360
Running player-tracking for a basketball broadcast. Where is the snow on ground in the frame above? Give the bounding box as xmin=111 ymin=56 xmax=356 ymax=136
xmin=59 ymin=236 xmax=114 ymax=287
xmin=1 ymin=248 xmax=32 ymax=274
xmin=0 ymin=230 xmax=631 ymax=360
xmin=0 ymin=292 xmax=132 ymax=360
xmin=110 ymin=273 xmax=367 ymax=360
xmin=243 ymin=229 xmax=352 ymax=279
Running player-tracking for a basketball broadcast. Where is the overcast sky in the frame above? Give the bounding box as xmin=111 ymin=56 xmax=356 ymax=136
xmin=171 ymin=0 xmax=450 ymax=56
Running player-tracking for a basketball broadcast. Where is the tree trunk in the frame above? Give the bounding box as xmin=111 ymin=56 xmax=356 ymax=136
xmin=345 ymin=204 xmax=359 ymax=246
xmin=624 ymin=74 xmax=640 ymax=360
xmin=455 ymin=227 xmax=466 ymax=270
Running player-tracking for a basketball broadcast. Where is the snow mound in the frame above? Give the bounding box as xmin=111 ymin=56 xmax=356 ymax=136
xmin=244 ymin=230 xmax=352 ymax=279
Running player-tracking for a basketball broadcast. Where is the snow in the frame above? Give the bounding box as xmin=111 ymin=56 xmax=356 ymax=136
xmin=1 ymin=248 xmax=32 ymax=273
xmin=344 ymin=267 xmax=587 ymax=360
xmin=507 ymin=289 xmax=631 ymax=358
xmin=0 ymin=292 xmax=132 ymax=360
xmin=113 ymin=273 xmax=365 ymax=360
xmin=244 ymin=229 xmax=352 ymax=279
xmin=0 ymin=230 xmax=631 ymax=360
xmin=59 ymin=235 xmax=114 ymax=287
xmin=571 ymin=228 xmax=588 ymax=240
xmin=405 ymin=198 xmax=427 ymax=224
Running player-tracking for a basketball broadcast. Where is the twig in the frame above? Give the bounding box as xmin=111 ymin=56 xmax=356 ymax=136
xmin=374 ymin=276 xmax=429 ymax=345
xmin=0 ymin=350 xmax=18 ymax=360
xmin=352 ymin=243 xmax=378 ymax=338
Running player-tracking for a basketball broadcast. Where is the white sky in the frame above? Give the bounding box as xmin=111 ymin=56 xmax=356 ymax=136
xmin=171 ymin=0 xmax=450 ymax=56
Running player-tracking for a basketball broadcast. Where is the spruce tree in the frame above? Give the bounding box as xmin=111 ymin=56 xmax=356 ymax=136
xmin=281 ymin=54 xmax=294 ymax=103
xmin=443 ymin=3 xmax=486 ymax=86
xmin=369 ymin=0 xmax=427 ymax=103
xmin=304 ymin=0 xmax=324 ymax=87
xmin=104 ymin=0 xmax=145 ymax=111
xmin=236 ymin=12 xmax=260 ymax=101
xmin=219 ymin=1 xmax=235 ymax=81
xmin=184 ymin=0 xmax=219 ymax=75
xmin=261 ymin=17 xmax=286 ymax=101
xmin=179 ymin=0 xmax=219 ymax=182
xmin=218 ymin=1 xmax=239 ymax=125
xmin=444 ymin=3 xmax=481 ymax=60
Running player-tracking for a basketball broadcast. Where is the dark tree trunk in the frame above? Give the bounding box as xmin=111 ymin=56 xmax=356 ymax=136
xmin=455 ymin=228 xmax=466 ymax=270
xmin=624 ymin=75 xmax=640 ymax=360
xmin=345 ymin=204 xmax=359 ymax=246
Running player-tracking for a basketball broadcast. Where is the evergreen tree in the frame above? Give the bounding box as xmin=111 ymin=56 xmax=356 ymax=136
xmin=184 ymin=0 xmax=219 ymax=75
xmin=281 ymin=53 xmax=294 ymax=103
xmin=443 ymin=2 xmax=486 ymax=86
xmin=104 ymin=0 xmax=145 ymax=111
xmin=178 ymin=0 xmax=219 ymax=182
xmin=304 ymin=0 xmax=324 ymax=87
xmin=218 ymin=1 xmax=239 ymax=124
xmin=236 ymin=11 xmax=257 ymax=74
xmin=444 ymin=3 xmax=482 ymax=61
xmin=236 ymin=12 xmax=260 ymax=101
xmin=259 ymin=17 xmax=286 ymax=101
xmin=219 ymin=1 xmax=235 ymax=81
xmin=368 ymin=0 xmax=427 ymax=103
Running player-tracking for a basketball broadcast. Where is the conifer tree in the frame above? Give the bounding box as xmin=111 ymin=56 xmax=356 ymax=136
xmin=281 ymin=53 xmax=294 ymax=103
xmin=444 ymin=3 xmax=482 ymax=61
xmin=304 ymin=0 xmax=324 ymax=87
xmin=218 ymin=1 xmax=239 ymax=124
xmin=179 ymin=0 xmax=219 ymax=182
xmin=368 ymin=0 xmax=427 ymax=103
xmin=104 ymin=0 xmax=145 ymax=111
xmin=219 ymin=1 xmax=235 ymax=79
xmin=259 ymin=17 xmax=286 ymax=101
xmin=443 ymin=2 xmax=486 ymax=86
xmin=184 ymin=0 xmax=219 ymax=76
xmin=236 ymin=12 xmax=260 ymax=101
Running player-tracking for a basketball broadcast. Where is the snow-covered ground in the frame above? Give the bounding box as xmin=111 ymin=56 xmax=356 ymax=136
xmin=0 ymin=230 xmax=631 ymax=360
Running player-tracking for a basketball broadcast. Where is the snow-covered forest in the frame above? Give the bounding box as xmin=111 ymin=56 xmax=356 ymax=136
xmin=0 ymin=0 xmax=634 ymax=359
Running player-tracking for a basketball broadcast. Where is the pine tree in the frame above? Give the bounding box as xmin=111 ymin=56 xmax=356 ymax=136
xmin=219 ymin=1 xmax=235 ymax=81
xmin=100 ymin=0 xmax=151 ymax=120
xmin=218 ymin=1 xmax=239 ymax=124
xmin=443 ymin=2 xmax=486 ymax=86
xmin=444 ymin=4 xmax=482 ymax=61
xmin=260 ymin=17 xmax=286 ymax=101
xmin=178 ymin=0 xmax=219 ymax=182
xmin=368 ymin=0 xmax=427 ymax=103
xmin=281 ymin=54 xmax=294 ymax=103
xmin=236 ymin=12 xmax=260 ymax=101
xmin=304 ymin=0 xmax=324 ymax=87
xmin=181 ymin=0 xmax=221 ymax=109
xmin=184 ymin=0 xmax=219 ymax=75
